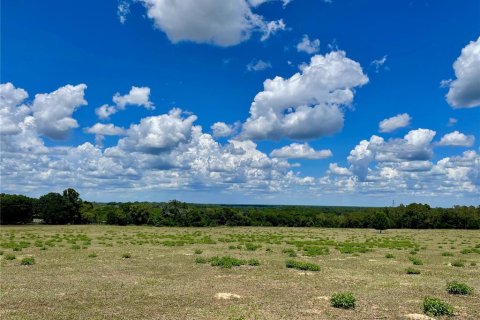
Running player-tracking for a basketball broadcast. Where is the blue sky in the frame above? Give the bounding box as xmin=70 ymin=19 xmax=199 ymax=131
xmin=1 ymin=0 xmax=479 ymax=206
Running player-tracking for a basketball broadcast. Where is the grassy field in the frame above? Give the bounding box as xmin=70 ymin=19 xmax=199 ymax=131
xmin=0 ymin=225 xmax=479 ymax=319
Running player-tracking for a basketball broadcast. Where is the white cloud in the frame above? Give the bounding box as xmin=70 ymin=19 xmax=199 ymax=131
xmin=445 ymin=36 xmax=480 ymax=108
xmin=0 ymin=82 xmax=30 ymax=135
xmin=84 ymin=123 xmax=126 ymax=146
xmin=95 ymin=104 xmax=118 ymax=120
xmin=296 ymin=35 xmax=320 ymax=54
xmin=118 ymin=108 xmax=197 ymax=153
xmin=447 ymin=117 xmax=458 ymax=126
xmin=246 ymin=59 xmax=272 ymax=71
xmin=379 ymin=113 xmax=411 ymax=132
xmin=139 ymin=0 xmax=285 ymax=47
xmin=31 ymin=84 xmax=88 ymax=140
xmin=371 ymin=55 xmax=387 ymax=72
xmin=117 ymin=0 xmax=130 ymax=24
xmin=113 ymin=86 xmax=154 ymax=110
xmin=211 ymin=122 xmax=239 ymax=138
xmin=327 ymin=163 xmax=351 ymax=175
xmin=270 ymin=143 xmax=332 ymax=159
xmin=438 ymin=131 xmax=475 ymax=147
xmin=241 ymin=51 xmax=368 ymax=140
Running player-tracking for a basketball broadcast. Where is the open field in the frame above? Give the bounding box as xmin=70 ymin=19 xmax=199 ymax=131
xmin=1 ymin=225 xmax=479 ymax=319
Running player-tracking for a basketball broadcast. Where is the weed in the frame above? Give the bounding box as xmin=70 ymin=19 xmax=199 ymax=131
xmin=194 ymin=249 xmax=203 ymax=254
xmin=442 ymin=252 xmax=454 ymax=257
xmin=331 ymin=292 xmax=356 ymax=309
xmin=451 ymin=260 xmax=465 ymax=267
xmin=385 ymin=253 xmax=395 ymax=259
xmin=88 ymin=252 xmax=97 ymax=258
xmin=423 ymin=297 xmax=454 ymax=316
xmin=285 ymin=259 xmax=320 ymax=271
xmin=122 ymin=253 xmax=132 ymax=259
xmin=4 ymin=253 xmax=16 ymax=260
xmin=20 ymin=257 xmax=35 ymax=265
xmin=446 ymin=281 xmax=473 ymax=295
xmin=409 ymin=257 xmax=423 ymax=265
xmin=405 ymin=267 xmax=421 ymax=274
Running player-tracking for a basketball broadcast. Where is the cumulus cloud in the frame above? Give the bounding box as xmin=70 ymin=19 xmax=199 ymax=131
xmin=118 ymin=108 xmax=197 ymax=153
xmin=447 ymin=117 xmax=458 ymax=126
xmin=211 ymin=122 xmax=239 ymax=138
xmin=379 ymin=113 xmax=411 ymax=133
xmin=246 ymin=59 xmax=272 ymax=71
xmin=296 ymin=35 xmax=320 ymax=54
xmin=31 ymin=84 xmax=88 ymax=140
xmin=139 ymin=0 xmax=286 ymax=47
xmin=327 ymin=163 xmax=351 ymax=176
xmin=0 ymin=82 xmax=30 ymax=135
xmin=84 ymin=123 xmax=126 ymax=146
xmin=438 ymin=131 xmax=475 ymax=147
xmin=445 ymin=36 xmax=480 ymax=108
xmin=95 ymin=104 xmax=118 ymax=120
xmin=113 ymin=86 xmax=154 ymax=110
xmin=241 ymin=51 xmax=368 ymax=140
xmin=270 ymin=143 xmax=332 ymax=159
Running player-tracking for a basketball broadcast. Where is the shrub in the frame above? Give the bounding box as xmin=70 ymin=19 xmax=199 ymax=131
xmin=88 ymin=252 xmax=97 ymax=258
xmin=409 ymin=257 xmax=423 ymax=265
xmin=247 ymin=258 xmax=260 ymax=266
xmin=20 ymin=257 xmax=35 ymax=265
xmin=303 ymin=245 xmax=329 ymax=257
xmin=245 ymin=243 xmax=261 ymax=251
xmin=122 ymin=253 xmax=132 ymax=259
xmin=451 ymin=260 xmax=465 ymax=267
xmin=331 ymin=292 xmax=356 ymax=309
xmin=446 ymin=281 xmax=473 ymax=295
xmin=194 ymin=249 xmax=203 ymax=254
xmin=385 ymin=253 xmax=395 ymax=259
xmin=423 ymin=297 xmax=454 ymax=316
xmin=405 ymin=267 xmax=421 ymax=274
xmin=442 ymin=252 xmax=454 ymax=257
xmin=71 ymin=244 xmax=81 ymax=250
xmin=4 ymin=253 xmax=16 ymax=260
xmin=285 ymin=259 xmax=320 ymax=271
xmin=210 ymin=256 xmax=245 ymax=269
xmin=195 ymin=256 xmax=208 ymax=264
xmin=282 ymin=248 xmax=297 ymax=257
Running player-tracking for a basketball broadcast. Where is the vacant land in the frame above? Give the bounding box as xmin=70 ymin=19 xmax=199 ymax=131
xmin=0 ymin=226 xmax=479 ymax=319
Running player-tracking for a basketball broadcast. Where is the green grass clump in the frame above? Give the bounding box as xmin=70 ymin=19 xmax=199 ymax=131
xmin=282 ymin=248 xmax=297 ymax=257
xmin=195 ymin=256 xmax=208 ymax=264
xmin=331 ymin=292 xmax=356 ymax=309
xmin=20 ymin=257 xmax=35 ymax=265
xmin=423 ymin=297 xmax=454 ymax=316
xmin=442 ymin=251 xmax=454 ymax=256
xmin=88 ymin=252 xmax=97 ymax=258
xmin=451 ymin=259 xmax=465 ymax=267
xmin=245 ymin=243 xmax=261 ymax=251
xmin=385 ymin=253 xmax=395 ymax=259
xmin=409 ymin=257 xmax=423 ymax=265
xmin=285 ymin=259 xmax=320 ymax=271
xmin=4 ymin=253 xmax=16 ymax=260
xmin=194 ymin=249 xmax=203 ymax=254
xmin=247 ymin=258 xmax=260 ymax=266
xmin=303 ymin=245 xmax=329 ymax=256
xmin=405 ymin=267 xmax=421 ymax=274
xmin=122 ymin=253 xmax=132 ymax=259
xmin=71 ymin=244 xmax=81 ymax=250
xmin=446 ymin=281 xmax=473 ymax=295
xmin=210 ymin=255 xmax=245 ymax=268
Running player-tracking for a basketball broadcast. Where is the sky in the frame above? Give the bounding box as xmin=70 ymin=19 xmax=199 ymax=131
xmin=1 ymin=0 xmax=479 ymax=207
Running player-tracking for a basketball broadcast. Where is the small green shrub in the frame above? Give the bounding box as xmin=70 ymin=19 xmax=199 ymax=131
xmin=409 ymin=257 xmax=423 ymax=265
xmin=210 ymin=255 xmax=245 ymax=268
xmin=70 ymin=244 xmax=81 ymax=250
xmin=245 ymin=243 xmax=261 ymax=251
xmin=446 ymin=281 xmax=473 ymax=295
xmin=423 ymin=297 xmax=454 ymax=316
xmin=247 ymin=258 xmax=260 ymax=266
xmin=194 ymin=249 xmax=203 ymax=254
xmin=282 ymin=248 xmax=297 ymax=257
xmin=195 ymin=256 xmax=208 ymax=264
xmin=285 ymin=259 xmax=320 ymax=271
xmin=20 ymin=257 xmax=35 ymax=265
xmin=331 ymin=292 xmax=356 ymax=309
xmin=122 ymin=253 xmax=132 ymax=259
xmin=4 ymin=253 xmax=16 ymax=260
xmin=385 ymin=253 xmax=395 ymax=259
xmin=442 ymin=252 xmax=454 ymax=257
xmin=451 ymin=260 xmax=465 ymax=267
xmin=405 ymin=267 xmax=421 ymax=274
xmin=88 ymin=252 xmax=97 ymax=258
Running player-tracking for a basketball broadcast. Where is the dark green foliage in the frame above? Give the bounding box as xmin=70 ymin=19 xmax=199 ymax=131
xmin=0 ymin=194 xmax=35 ymax=224
xmin=195 ymin=256 xmax=208 ymax=264
xmin=370 ymin=211 xmax=390 ymax=232
xmin=409 ymin=257 xmax=423 ymax=265
xmin=88 ymin=252 xmax=97 ymax=258
xmin=303 ymin=245 xmax=329 ymax=256
xmin=245 ymin=243 xmax=261 ymax=251
xmin=282 ymin=248 xmax=297 ymax=257
xmin=451 ymin=260 xmax=465 ymax=267
xmin=442 ymin=252 xmax=454 ymax=256
xmin=247 ymin=258 xmax=260 ymax=266
xmin=331 ymin=292 xmax=356 ymax=309
xmin=34 ymin=189 xmax=83 ymax=224
xmin=4 ymin=253 xmax=16 ymax=260
xmin=122 ymin=252 xmax=132 ymax=259
xmin=405 ymin=267 xmax=421 ymax=274
xmin=423 ymin=297 xmax=454 ymax=316
xmin=285 ymin=259 xmax=320 ymax=271
xmin=385 ymin=253 xmax=395 ymax=258
xmin=210 ymin=255 xmax=245 ymax=268
xmin=20 ymin=256 xmax=35 ymax=265
xmin=446 ymin=281 xmax=473 ymax=295
xmin=194 ymin=249 xmax=203 ymax=254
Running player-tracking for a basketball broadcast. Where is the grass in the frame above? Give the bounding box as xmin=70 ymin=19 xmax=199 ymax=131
xmin=405 ymin=267 xmax=421 ymax=274
xmin=20 ymin=256 xmax=35 ymax=265
xmin=0 ymin=225 xmax=479 ymax=319
xmin=331 ymin=292 xmax=356 ymax=309
xmin=285 ymin=259 xmax=320 ymax=271
xmin=446 ymin=281 xmax=473 ymax=295
xmin=423 ymin=297 xmax=454 ymax=316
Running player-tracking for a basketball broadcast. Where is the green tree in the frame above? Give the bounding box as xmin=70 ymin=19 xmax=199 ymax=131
xmin=63 ymin=188 xmax=82 ymax=223
xmin=35 ymin=192 xmax=68 ymax=224
xmin=370 ymin=210 xmax=390 ymax=233
xmin=0 ymin=194 xmax=35 ymax=224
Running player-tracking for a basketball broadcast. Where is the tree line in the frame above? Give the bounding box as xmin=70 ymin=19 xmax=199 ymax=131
xmin=1 ymin=190 xmax=479 ymax=229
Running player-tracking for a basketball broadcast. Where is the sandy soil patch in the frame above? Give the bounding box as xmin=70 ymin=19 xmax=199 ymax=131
xmin=403 ymin=314 xmax=436 ymax=320
xmin=215 ymin=293 xmax=241 ymax=300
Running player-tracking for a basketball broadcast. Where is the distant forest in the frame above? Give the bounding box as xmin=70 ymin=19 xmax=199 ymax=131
xmin=1 ymin=189 xmax=479 ymax=229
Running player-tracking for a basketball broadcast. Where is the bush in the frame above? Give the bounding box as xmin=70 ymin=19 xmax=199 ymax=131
xmin=451 ymin=260 xmax=465 ymax=267
xmin=88 ymin=252 xmax=97 ymax=258
xmin=194 ymin=249 xmax=203 ymax=254
xmin=4 ymin=253 xmax=16 ymax=260
xmin=282 ymin=248 xmax=297 ymax=257
xmin=247 ymin=258 xmax=260 ymax=266
xmin=385 ymin=253 xmax=395 ymax=259
xmin=20 ymin=257 xmax=35 ymax=265
xmin=285 ymin=259 xmax=320 ymax=271
xmin=446 ymin=281 xmax=473 ymax=295
xmin=331 ymin=292 xmax=356 ymax=309
xmin=423 ymin=297 xmax=454 ymax=316
xmin=210 ymin=256 xmax=245 ymax=268
xmin=409 ymin=257 xmax=423 ymax=265
xmin=195 ymin=256 xmax=208 ymax=264
xmin=122 ymin=253 xmax=132 ymax=259
xmin=442 ymin=252 xmax=454 ymax=257
xmin=245 ymin=243 xmax=261 ymax=251
xmin=405 ymin=267 xmax=421 ymax=274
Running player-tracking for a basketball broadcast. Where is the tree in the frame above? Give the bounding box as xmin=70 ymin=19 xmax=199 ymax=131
xmin=0 ymin=194 xmax=35 ymax=224
xmin=35 ymin=192 xmax=68 ymax=224
xmin=63 ymin=188 xmax=82 ymax=223
xmin=370 ymin=210 xmax=390 ymax=233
